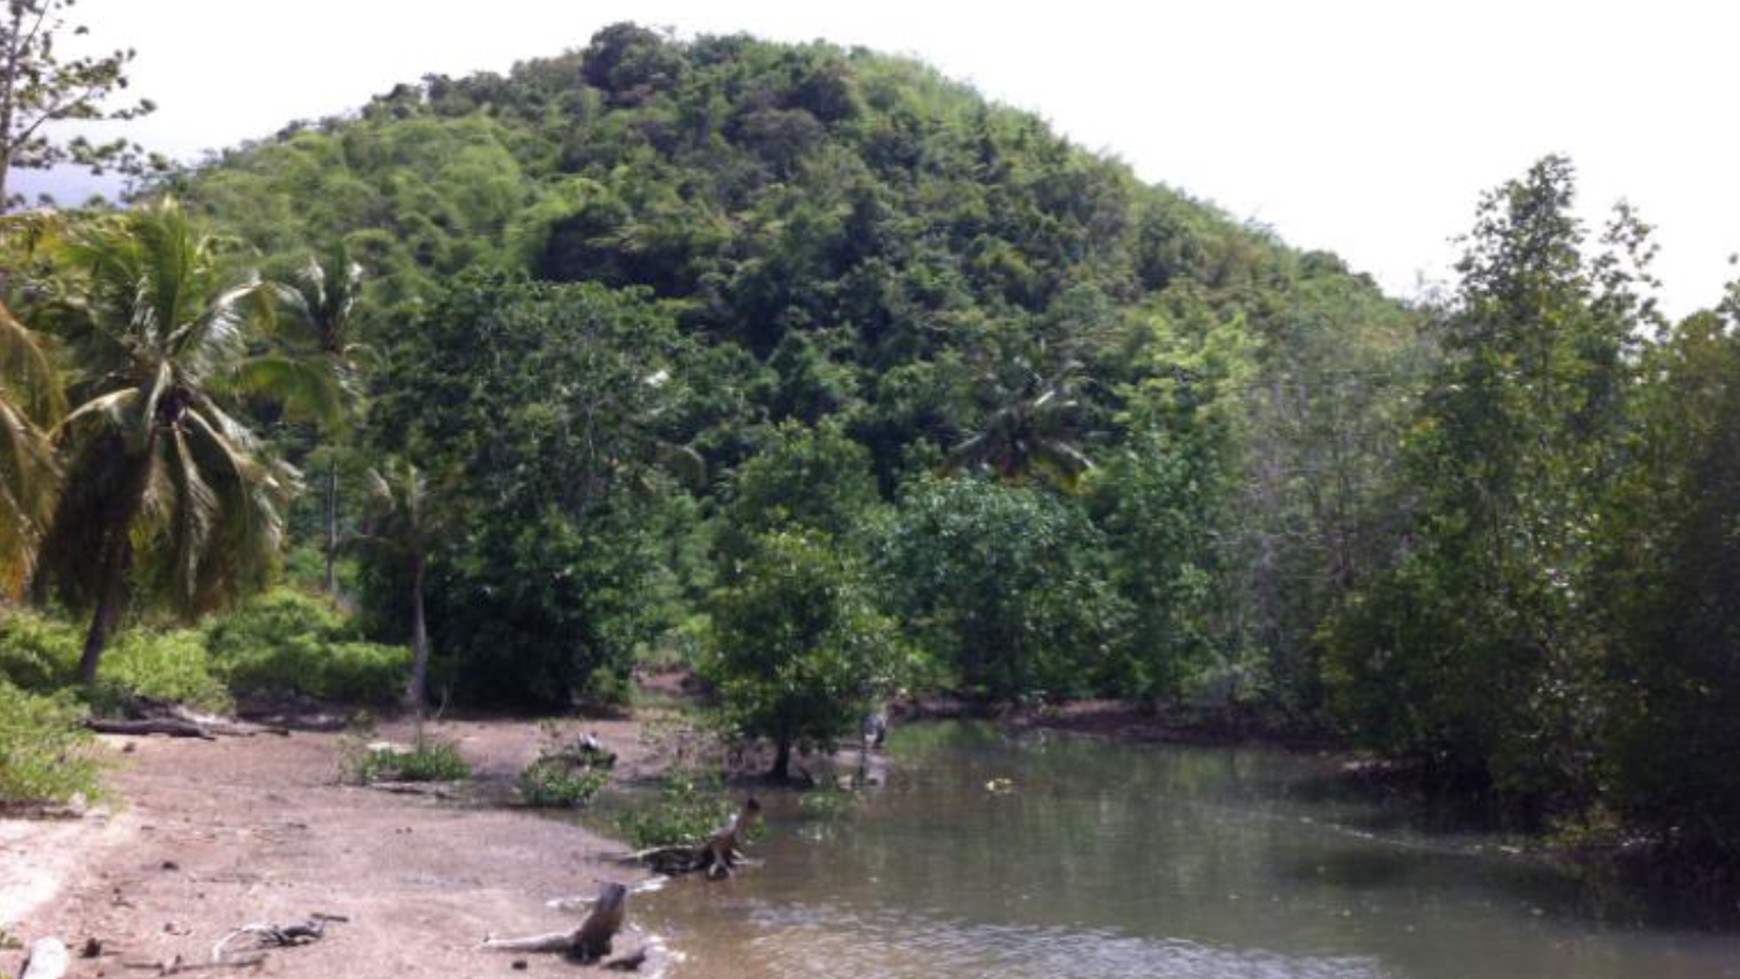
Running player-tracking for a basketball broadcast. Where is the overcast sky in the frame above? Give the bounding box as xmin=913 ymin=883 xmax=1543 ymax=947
xmin=17 ymin=0 xmax=1736 ymax=316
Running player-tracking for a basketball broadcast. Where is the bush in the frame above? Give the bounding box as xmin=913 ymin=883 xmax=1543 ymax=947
xmin=98 ymin=629 xmax=230 ymax=712
xmin=206 ymin=588 xmax=410 ymax=703
xmin=341 ymin=730 xmax=471 ymax=784
xmin=616 ymin=769 xmax=736 ymax=848
xmin=0 ymin=611 xmax=80 ymax=691
xmin=0 ymin=680 xmax=103 ymax=807
xmin=518 ymin=758 xmax=609 ymax=808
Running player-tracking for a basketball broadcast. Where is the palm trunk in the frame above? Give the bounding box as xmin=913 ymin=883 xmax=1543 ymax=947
xmin=77 ymin=538 xmax=131 ymax=685
xmin=405 ymin=554 xmax=430 ymax=711
xmin=323 ymin=459 xmax=338 ymax=594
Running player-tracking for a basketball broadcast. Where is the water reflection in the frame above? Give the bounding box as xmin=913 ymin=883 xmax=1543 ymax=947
xmin=635 ymin=723 xmax=1740 ymax=979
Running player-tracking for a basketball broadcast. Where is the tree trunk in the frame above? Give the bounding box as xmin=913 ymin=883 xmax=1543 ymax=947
xmin=769 ymin=739 xmax=792 ymax=781
xmin=76 ymin=538 xmax=130 ymax=685
xmin=404 ymin=555 xmax=430 ymax=711
xmin=323 ymin=458 xmax=338 ymax=594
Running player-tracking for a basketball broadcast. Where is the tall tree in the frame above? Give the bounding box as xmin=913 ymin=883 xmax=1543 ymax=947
xmin=34 ymin=200 xmax=297 ymax=683
xmin=0 ymin=0 xmax=157 ymax=209
xmin=1326 ymin=157 xmax=1648 ymax=800
xmin=361 ymin=458 xmax=438 ymax=709
xmin=274 ymin=242 xmax=365 ymax=594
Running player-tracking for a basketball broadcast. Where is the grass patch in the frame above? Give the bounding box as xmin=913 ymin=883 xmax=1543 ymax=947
xmin=339 ymin=719 xmax=470 ymax=784
xmin=0 ymin=680 xmax=104 ymax=808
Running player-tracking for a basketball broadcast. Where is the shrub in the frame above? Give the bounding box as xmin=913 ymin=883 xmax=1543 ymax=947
xmin=518 ymin=758 xmax=609 ymax=808
xmin=206 ymin=588 xmax=410 ymax=703
xmin=339 ymin=721 xmax=471 ymax=784
xmin=616 ymin=769 xmax=736 ymax=848
xmin=0 ymin=611 xmax=80 ymax=691
xmin=0 ymin=680 xmax=103 ymax=807
xmin=97 ymin=629 xmax=231 ymax=712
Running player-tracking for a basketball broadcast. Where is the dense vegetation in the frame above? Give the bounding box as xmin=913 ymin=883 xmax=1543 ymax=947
xmin=2 ymin=22 xmax=1738 ymax=880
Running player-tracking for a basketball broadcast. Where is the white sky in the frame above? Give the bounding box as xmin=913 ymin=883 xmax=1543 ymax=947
xmin=16 ymin=0 xmax=1737 ymax=316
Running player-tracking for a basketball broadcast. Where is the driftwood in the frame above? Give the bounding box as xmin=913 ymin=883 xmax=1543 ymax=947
xmin=481 ymin=882 xmax=627 ymax=964
xmin=21 ymin=938 xmax=70 ymax=979
xmin=209 ymin=914 xmax=345 ymax=967
xmin=618 ymin=798 xmax=761 ymax=879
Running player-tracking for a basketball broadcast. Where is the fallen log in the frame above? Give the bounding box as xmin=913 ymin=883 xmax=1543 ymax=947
xmin=481 ymin=882 xmax=627 ymax=964
xmin=21 ymin=937 xmax=70 ymax=979
xmin=85 ymin=701 xmax=289 ymax=740
xmin=86 ymin=718 xmax=215 ymax=740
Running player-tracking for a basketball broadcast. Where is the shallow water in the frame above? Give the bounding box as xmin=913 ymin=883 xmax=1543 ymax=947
xmin=634 ymin=723 xmax=1740 ymax=979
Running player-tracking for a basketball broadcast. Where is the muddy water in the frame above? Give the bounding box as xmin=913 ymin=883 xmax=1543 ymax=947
xmin=635 ymin=723 xmax=1740 ymax=979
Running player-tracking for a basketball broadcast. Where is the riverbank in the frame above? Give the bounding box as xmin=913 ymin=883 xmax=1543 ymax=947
xmin=895 ymin=694 xmax=1341 ymax=752
xmin=1 ymin=714 xmax=664 ymax=978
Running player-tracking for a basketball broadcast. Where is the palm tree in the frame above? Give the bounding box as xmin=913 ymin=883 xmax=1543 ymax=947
xmin=360 ymin=459 xmax=439 ymax=710
xmin=0 ymin=299 xmax=62 ymax=595
xmin=943 ymin=360 xmax=1094 ymax=490
xmin=273 ymin=242 xmax=365 ymax=595
xmin=34 ymin=200 xmax=299 ymax=683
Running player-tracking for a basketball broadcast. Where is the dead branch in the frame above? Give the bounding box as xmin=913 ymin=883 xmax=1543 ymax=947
xmin=212 ymin=914 xmax=346 ymax=964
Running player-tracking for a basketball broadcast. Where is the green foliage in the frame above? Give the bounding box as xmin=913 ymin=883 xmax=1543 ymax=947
xmin=706 ymin=529 xmax=903 ymax=776
xmin=0 ymin=679 xmax=103 ymax=807
xmin=616 ymin=769 xmax=737 ymax=848
xmin=874 ymin=477 xmax=1128 ymax=700
xmin=0 ymin=301 xmax=64 ymax=596
xmin=518 ymin=758 xmax=609 ymax=808
xmin=205 ymin=588 xmax=409 ymax=703
xmin=1592 ymin=303 xmax=1740 ymax=856
xmin=0 ymin=612 xmax=227 ymax=714
xmin=717 ymin=420 xmax=880 ymax=568
xmin=0 ymin=608 xmax=80 ymax=690
xmin=96 ymin=628 xmax=229 ymax=713
xmin=362 ymin=273 xmax=699 ymax=707
xmin=1325 ymin=157 xmax=1649 ymax=803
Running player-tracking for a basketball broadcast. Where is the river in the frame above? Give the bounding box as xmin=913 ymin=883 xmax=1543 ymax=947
xmin=631 ymin=722 xmax=1740 ymax=979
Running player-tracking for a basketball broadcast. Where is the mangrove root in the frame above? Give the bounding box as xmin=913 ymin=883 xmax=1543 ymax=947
xmin=481 ymin=881 xmax=627 ymax=964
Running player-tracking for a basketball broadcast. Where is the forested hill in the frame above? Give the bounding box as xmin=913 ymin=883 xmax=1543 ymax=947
xmin=173 ymin=22 xmax=1414 ymax=417
xmin=158 ymin=22 xmax=1427 ymax=712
